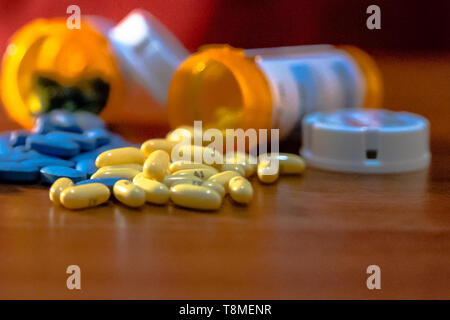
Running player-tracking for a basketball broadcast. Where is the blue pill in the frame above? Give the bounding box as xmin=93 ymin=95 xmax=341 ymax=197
xmin=9 ymin=130 xmax=30 ymax=147
xmin=75 ymin=159 xmax=97 ymax=177
xmin=76 ymin=177 xmax=125 ymax=191
xmin=13 ymin=145 xmax=27 ymax=153
xmin=7 ymin=148 xmax=52 ymax=161
xmin=50 ymin=110 xmax=83 ymax=133
xmin=109 ymin=134 xmax=130 ymax=148
xmin=69 ymin=140 xmax=128 ymax=162
xmin=33 ymin=114 xmax=55 ymax=134
xmin=70 ymin=144 xmax=110 ymax=162
xmin=0 ymin=147 xmax=47 ymax=162
xmin=46 ymin=131 xmax=96 ymax=151
xmin=40 ymin=166 xmax=87 ymax=184
xmin=6 ymin=153 xmax=34 ymax=162
xmin=84 ymin=128 xmax=110 ymax=147
xmin=27 ymin=135 xmax=80 ymax=158
xmin=0 ymin=162 xmax=40 ymax=183
xmin=0 ymin=135 xmax=13 ymax=155
xmin=21 ymin=158 xmax=75 ymax=169
xmin=74 ymin=111 xmax=105 ymax=131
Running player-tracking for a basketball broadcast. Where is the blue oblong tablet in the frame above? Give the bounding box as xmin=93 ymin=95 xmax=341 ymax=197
xmin=3 ymin=148 xmax=51 ymax=162
xmin=74 ymin=111 xmax=105 ymax=131
xmin=9 ymin=130 xmax=30 ymax=147
xmin=21 ymin=158 xmax=75 ymax=169
xmin=40 ymin=166 xmax=87 ymax=184
xmin=50 ymin=110 xmax=83 ymax=133
xmin=33 ymin=114 xmax=55 ymax=135
xmin=0 ymin=162 xmax=40 ymax=183
xmin=27 ymin=135 xmax=80 ymax=158
xmin=69 ymin=139 xmax=131 ymax=162
xmin=76 ymin=177 xmax=126 ymax=191
xmin=109 ymin=134 xmax=130 ymax=148
xmin=46 ymin=131 xmax=96 ymax=151
xmin=0 ymin=135 xmax=13 ymax=156
xmin=12 ymin=145 xmax=27 ymax=153
xmin=75 ymin=159 xmax=97 ymax=177
xmin=70 ymin=144 xmax=111 ymax=162
xmin=84 ymin=128 xmax=111 ymax=148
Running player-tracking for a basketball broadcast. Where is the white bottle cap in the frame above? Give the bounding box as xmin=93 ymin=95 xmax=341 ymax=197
xmin=108 ymin=9 xmax=189 ymax=104
xmin=301 ymin=109 xmax=430 ymax=173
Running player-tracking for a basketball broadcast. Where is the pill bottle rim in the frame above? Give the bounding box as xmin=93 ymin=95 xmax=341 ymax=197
xmin=0 ymin=18 xmax=125 ymax=129
xmin=167 ymin=44 xmax=274 ymax=134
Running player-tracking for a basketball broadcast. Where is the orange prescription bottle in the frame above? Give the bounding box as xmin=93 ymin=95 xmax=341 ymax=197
xmin=1 ymin=9 xmax=188 ymax=129
xmin=167 ymin=44 xmax=382 ymax=140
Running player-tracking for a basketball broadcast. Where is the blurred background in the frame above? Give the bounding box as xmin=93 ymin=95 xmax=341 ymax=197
xmin=1 ymin=0 xmax=449 ymax=53
xmin=0 ymin=0 xmax=449 ymax=138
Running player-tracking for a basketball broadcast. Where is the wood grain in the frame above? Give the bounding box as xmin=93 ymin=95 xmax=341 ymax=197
xmin=0 ymin=52 xmax=449 ymax=299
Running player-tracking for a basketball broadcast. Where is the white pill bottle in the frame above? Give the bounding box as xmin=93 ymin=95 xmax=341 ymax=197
xmin=167 ymin=44 xmax=383 ymax=140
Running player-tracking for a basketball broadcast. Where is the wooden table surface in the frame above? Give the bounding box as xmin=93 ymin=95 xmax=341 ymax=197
xmin=0 ymin=52 xmax=449 ymax=299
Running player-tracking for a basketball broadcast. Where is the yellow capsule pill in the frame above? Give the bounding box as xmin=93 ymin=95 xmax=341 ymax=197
xmin=225 ymin=152 xmax=257 ymax=177
xmin=207 ymin=170 xmax=242 ymax=192
xmin=276 ymin=153 xmax=306 ymax=174
xmin=170 ymin=184 xmax=222 ymax=211
xmin=49 ymin=177 xmax=74 ymax=205
xmin=220 ymin=163 xmax=246 ymax=176
xmin=96 ymin=147 xmax=145 ymax=168
xmin=170 ymin=178 xmax=203 ymax=188
xmin=171 ymin=178 xmax=225 ymax=198
xmin=113 ymin=180 xmax=146 ymax=208
xmin=162 ymin=174 xmax=203 ymax=187
xmin=228 ymin=176 xmax=254 ymax=205
xmin=140 ymin=139 xmax=177 ymax=157
xmin=201 ymin=181 xmax=226 ymax=198
xmin=95 ymin=164 xmax=143 ymax=173
xmin=172 ymin=145 xmax=222 ymax=167
xmin=170 ymin=168 xmax=218 ymax=180
xmin=169 ymin=160 xmax=218 ymax=174
xmin=257 ymin=159 xmax=279 ymax=184
xmin=60 ymin=183 xmax=110 ymax=210
xmin=143 ymin=150 xmax=170 ymax=181
xmin=133 ymin=174 xmax=170 ymax=205
xmin=91 ymin=167 xmax=141 ymax=180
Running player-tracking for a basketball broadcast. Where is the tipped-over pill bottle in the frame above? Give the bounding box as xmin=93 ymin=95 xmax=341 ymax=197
xmin=1 ymin=9 xmax=188 ymax=128
xmin=167 ymin=44 xmax=382 ymax=139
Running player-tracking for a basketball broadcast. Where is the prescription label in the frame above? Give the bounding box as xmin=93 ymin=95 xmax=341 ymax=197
xmin=256 ymin=51 xmax=365 ymax=139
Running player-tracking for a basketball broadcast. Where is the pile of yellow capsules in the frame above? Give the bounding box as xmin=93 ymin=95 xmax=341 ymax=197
xmin=49 ymin=127 xmax=306 ymax=211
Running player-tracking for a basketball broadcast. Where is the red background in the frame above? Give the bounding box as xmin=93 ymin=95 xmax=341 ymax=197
xmin=1 ymin=0 xmax=449 ymax=54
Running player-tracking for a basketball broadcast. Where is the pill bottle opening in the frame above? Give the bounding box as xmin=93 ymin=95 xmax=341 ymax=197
xmin=168 ymin=46 xmax=273 ymax=134
xmin=1 ymin=19 xmax=124 ymax=128
xmin=168 ymin=59 xmax=244 ymax=130
xmin=31 ymin=73 xmax=110 ymax=115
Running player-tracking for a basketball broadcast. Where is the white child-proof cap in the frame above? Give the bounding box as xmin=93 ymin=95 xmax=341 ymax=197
xmin=301 ymin=109 xmax=430 ymax=173
xmin=108 ymin=9 xmax=189 ymax=104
